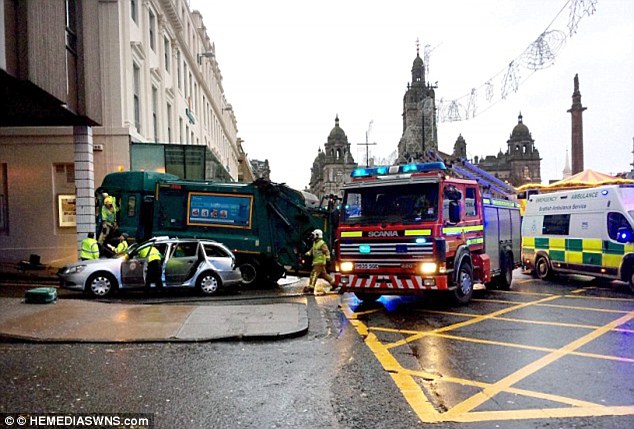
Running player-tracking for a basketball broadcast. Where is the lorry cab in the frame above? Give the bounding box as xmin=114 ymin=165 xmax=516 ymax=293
xmin=521 ymin=184 xmax=634 ymax=292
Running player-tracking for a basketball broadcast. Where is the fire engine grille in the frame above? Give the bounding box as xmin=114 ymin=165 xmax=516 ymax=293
xmin=339 ymin=241 xmax=434 ymax=262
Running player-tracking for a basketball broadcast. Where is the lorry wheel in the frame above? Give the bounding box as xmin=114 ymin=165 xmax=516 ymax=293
xmin=453 ymin=262 xmax=474 ymax=305
xmin=197 ymin=271 xmax=221 ymax=295
xmin=495 ymin=253 xmax=513 ymax=290
xmin=354 ymin=292 xmax=380 ymax=302
xmin=85 ymin=272 xmax=117 ymax=298
xmin=238 ymin=262 xmax=258 ymax=286
xmin=535 ymin=255 xmax=553 ymax=280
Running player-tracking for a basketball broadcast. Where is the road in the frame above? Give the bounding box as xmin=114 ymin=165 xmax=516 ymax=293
xmin=0 ymin=271 xmax=633 ymax=428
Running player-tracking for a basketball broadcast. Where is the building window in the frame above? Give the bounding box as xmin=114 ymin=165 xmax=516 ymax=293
xmin=149 ymin=10 xmax=156 ymax=52
xmin=152 ymin=86 xmax=158 ymax=142
xmin=0 ymin=164 xmax=8 ymax=233
xmin=166 ymin=103 xmax=172 ymax=142
xmin=65 ymin=0 xmax=78 ymax=110
xmin=130 ymin=0 xmax=137 ymax=23
xmin=176 ymin=50 xmax=181 ymax=89
xmin=133 ymin=63 xmax=141 ymax=131
xmin=179 ymin=117 xmax=184 ymax=144
xmin=164 ymin=36 xmax=170 ymax=73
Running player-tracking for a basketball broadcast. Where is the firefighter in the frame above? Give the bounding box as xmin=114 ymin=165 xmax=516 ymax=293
xmin=80 ymin=232 xmax=99 ymax=260
xmin=98 ymin=195 xmax=118 ymax=244
xmin=303 ymin=229 xmax=335 ymax=294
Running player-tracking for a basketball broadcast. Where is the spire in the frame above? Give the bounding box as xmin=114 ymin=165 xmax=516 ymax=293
xmin=563 ymin=149 xmax=572 ymax=179
xmin=518 ymin=112 xmax=523 ymax=124
xmin=411 ymin=40 xmax=425 ymax=85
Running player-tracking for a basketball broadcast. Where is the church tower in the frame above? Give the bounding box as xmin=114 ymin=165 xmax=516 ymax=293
xmin=308 ymin=116 xmax=357 ymax=199
xmin=507 ymin=113 xmax=541 ymax=185
xmin=397 ymin=43 xmax=438 ymax=162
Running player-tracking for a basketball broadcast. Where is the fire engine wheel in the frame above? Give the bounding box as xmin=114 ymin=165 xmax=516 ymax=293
xmin=197 ymin=271 xmax=221 ymax=296
xmin=495 ymin=253 xmax=514 ymax=290
xmin=354 ymin=292 xmax=380 ymax=302
xmin=535 ymin=255 xmax=553 ymax=281
xmin=453 ymin=262 xmax=474 ymax=305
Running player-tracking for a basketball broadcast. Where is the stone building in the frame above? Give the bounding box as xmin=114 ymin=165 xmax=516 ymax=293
xmin=472 ymin=113 xmax=541 ymax=187
xmin=250 ymin=159 xmax=271 ymax=181
xmin=0 ymin=0 xmax=241 ymax=264
xmin=309 ymin=116 xmax=357 ymax=199
xmin=397 ymin=47 xmax=438 ymax=162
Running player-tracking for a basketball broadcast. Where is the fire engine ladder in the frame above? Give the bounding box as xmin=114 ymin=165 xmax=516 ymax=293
xmin=423 ymin=150 xmax=517 ymax=200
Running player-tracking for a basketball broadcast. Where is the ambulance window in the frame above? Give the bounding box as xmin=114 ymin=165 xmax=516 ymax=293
xmin=542 ymin=214 xmax=570 ymax=235
xmin=607 ymin=212 xmax=632 ymax=240
xmin=465 ymin=188 xmax=477 ymax=217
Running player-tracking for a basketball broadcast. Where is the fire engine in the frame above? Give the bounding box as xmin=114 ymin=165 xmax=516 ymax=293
xmin=334 ymin=161 xmax=521 ymax=304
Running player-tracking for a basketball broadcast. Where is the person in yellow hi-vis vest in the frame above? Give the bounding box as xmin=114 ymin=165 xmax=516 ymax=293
xmin=139 ymin=245 xmax=163 ymax=294
xmin=99 ymin=195 xmax=118 ymax=243
xmin=80 ymin=232 xmax=99 ymax=260
xmin=303 ymin=229 xmax=335 ymax=294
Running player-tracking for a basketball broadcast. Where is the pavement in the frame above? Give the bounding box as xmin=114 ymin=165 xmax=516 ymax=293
xmin=0 ymin=262 xmax=315 ymax=343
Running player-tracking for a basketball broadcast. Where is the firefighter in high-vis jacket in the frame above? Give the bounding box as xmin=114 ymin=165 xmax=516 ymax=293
xmin=304 ymin=229 xmax=335 ymax=294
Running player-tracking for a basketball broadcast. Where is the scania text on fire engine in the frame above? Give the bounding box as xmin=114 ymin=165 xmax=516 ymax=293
xmin=334 ymin=162 xmax=521 ymax=304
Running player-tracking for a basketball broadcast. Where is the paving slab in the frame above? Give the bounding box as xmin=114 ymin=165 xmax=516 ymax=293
xmin=0 ymin=298 xmax=308 ymax=343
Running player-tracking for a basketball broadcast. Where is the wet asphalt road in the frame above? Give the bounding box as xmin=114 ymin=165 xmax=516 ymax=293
xmin=0 ymin=272 xmax=633 ymax=428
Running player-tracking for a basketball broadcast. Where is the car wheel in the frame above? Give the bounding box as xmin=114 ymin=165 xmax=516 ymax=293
xmin=495 ymin=252 xmax=513 ymax=290
xmin=354 ymin=292 xmax=380 ymax=302
xmin=628 ymin=267 xmax=634 ymax=294
xmin=535 ymin=255 xmax=553 ymax=280
xmin=453 ymin=261 xmax=474 ymax=305
xmin=85 ymin=272 xmax=117 ymax=298
xmin=197 ymin=271 xmax=221 ymax=296
xmin=238 ymin=261 xmax=258 ymax=286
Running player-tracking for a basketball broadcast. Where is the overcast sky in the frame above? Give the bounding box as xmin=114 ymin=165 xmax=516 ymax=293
xmin=190 ymin=0 xmax=634 ymax=191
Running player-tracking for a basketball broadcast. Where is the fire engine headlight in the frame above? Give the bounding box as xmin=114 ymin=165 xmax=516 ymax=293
xmin=419 ymin=262 xmax=437 ymax=275
xmin=340 ymin=261 xmax=354 ymax=273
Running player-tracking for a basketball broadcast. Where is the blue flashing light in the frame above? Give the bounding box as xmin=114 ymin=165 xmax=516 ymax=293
xmin=601 ymin=190 xmax=609 ymax=196
xmin=415 ymin=238 xmax=427 ymax=244
xmin=352 ymin=168 xmax=369 ymax=177
xmin=359 ymin=244 xmax=371 ymax=254
xmin=351 ymin=161 xmax=447 ymax=178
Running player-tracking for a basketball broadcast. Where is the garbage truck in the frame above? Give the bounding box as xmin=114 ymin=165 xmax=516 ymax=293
xmin=96 ymin=171 xmax=334 ymax=285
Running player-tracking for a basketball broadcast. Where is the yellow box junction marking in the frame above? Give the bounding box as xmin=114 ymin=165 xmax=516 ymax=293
xmin=341 ymin=292 xmax=634 ymax=423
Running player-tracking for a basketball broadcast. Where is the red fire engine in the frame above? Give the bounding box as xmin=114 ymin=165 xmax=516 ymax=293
xmin=334 ymin=161 xmax=521 ymax=304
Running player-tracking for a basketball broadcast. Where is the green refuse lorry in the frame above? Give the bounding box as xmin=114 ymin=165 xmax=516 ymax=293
xmin=96 ymin=171 xmax=335 ymax=285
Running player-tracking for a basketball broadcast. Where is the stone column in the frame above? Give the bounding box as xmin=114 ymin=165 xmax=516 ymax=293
xmin=567 ymin=74 xmax=587 ymax=175
xmin=74 ymin=125 xmax=96 ymax=257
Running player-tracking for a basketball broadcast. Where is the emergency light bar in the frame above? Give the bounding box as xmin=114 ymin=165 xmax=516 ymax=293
xmin=351 ymin=162 xmax=446 ymax=178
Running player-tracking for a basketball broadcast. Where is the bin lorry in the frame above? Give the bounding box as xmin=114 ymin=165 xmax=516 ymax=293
xmin=334 ymin=161 xmax=521 ymax=304
xmin=96 ymin=171 xmax=333 ymax=285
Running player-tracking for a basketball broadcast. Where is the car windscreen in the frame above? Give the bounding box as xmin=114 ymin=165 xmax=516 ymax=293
xmin=341 ymin=183 xmax=439 ymax=225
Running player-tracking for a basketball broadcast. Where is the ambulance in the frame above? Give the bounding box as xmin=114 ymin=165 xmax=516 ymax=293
xmin=521 ymin=184 xmax=634 ymax=292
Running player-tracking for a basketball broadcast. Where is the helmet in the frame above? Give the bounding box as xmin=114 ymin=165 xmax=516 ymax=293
xmin=313 ymin=229 xmax=323 ymax=239
xmin=104 ymin=196 xmax=114 ymax=205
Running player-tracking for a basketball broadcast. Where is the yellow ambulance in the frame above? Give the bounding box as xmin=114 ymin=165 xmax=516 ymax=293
xmin=521 ymin=184 xmax=634 ymax=292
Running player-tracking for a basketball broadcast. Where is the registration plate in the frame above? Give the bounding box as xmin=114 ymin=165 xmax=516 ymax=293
xmin=356 ymin=263 xmax=379 ymax=270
